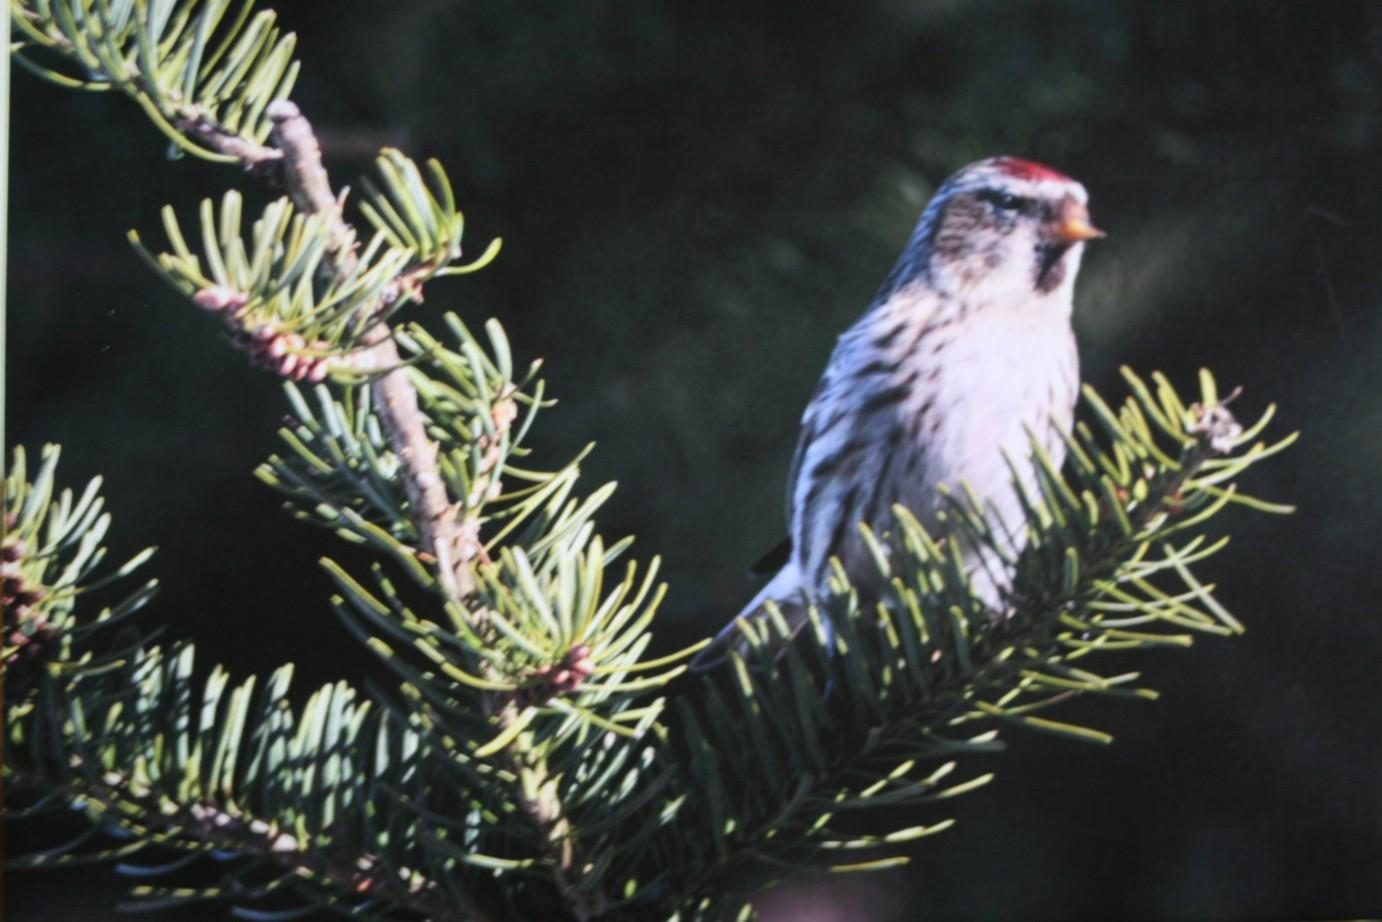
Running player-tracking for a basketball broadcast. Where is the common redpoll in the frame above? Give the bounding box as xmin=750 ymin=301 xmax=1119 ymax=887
xmin=696 ymin=156 xmax=1103 ymax=667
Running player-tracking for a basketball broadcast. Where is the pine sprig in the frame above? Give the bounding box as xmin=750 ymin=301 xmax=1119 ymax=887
xmin=130 ymin=191 xmax=401 ymax=379
xmin=11 ymin=0 xmax=297 ymax=163
xmin=253 ymin=292 xmax=708 ymax=917
xmin=360 ymin=150 xmax=502 ymax=282
xmin=2 ymin=445 xmax=157 ymax=699
xmin=0 ymin=450 xmax=483 ymax=921
xmin=128 ymin=150 xmax=500 ymax=382
xmin=8 ymin=646 xmax=486 ymax=921
xmin=1 ymin=450 xmax=686 ymax=921
xmin=254 ymin=314 xmax=555 ymax=580
xmin=653 ymin=369 xmax=1292 ymax=916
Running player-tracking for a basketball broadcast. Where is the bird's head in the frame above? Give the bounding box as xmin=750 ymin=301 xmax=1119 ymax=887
xmin=885 ymin=156 xmax=1103 ymax=310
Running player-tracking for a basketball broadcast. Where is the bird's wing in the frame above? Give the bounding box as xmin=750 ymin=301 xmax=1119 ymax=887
xmin=740 ymin=378 xmax=824 ymax=584
xmin=783 ymin=375 xmax=828 ymax=533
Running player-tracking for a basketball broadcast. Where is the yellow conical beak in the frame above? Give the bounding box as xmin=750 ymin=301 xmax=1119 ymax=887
xmin=1053 ymin=199 xmax=1105 ymax=243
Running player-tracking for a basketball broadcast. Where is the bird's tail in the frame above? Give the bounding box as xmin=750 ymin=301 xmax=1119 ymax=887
xmin=689 ymin=560 xmax=811 ymax=672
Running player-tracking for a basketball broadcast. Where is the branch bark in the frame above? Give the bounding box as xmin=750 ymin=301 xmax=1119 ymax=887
xmin=263 ymin=102 xmax=593 ymax=916
xmin=267 ymin=101 xmax=474 ymax=602
xmin=174 ymin=108 xmax=284 ymax=170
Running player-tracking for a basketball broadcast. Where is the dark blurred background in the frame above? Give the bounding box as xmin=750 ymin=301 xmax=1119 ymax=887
xmin=7 ymin=1 xmax=1381 ymax=919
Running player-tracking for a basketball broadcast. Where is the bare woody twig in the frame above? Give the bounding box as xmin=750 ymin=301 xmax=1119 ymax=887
xmin=174 ymin=109 xmax=284 ymax=170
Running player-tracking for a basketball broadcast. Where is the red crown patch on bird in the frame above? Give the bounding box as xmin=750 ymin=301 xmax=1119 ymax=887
xmin=992 ymin=157 xmax=1071 ymax=183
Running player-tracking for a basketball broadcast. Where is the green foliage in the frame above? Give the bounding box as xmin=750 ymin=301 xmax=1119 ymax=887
xmin=645 ymin=370 xmax=1292 ymax=911
xmin=1 ymin=475 xmax=459 ymax=916
xmin=4 ymin=1 xmax=1296 ymax=920
xmin=126 ymin=150 xmax=500 ymax=381
xmin=11 ymin=0 xmax=298 ymax=161
xmin=134 ymin=190 xmax=413 ymax=356
xmin=255 ymin=316 xmax=549 ymax=550
xmin=2 ymin=445 xmax=157 ymax=694
xmin=360 ymin=150 xmax=501 ymax=279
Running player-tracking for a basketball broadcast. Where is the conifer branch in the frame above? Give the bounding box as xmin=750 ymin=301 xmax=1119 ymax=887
xmin=6 ymin=764 xmax=489 ymax=922
xmin=645 ymin=371 xmax=1294 ymax=914
xmin=263 ymin=92 xmax=600 ymax=920
xmin=6 ymin=4 xmax=1296 ymax=920
xmin=10 ymin=0 xmax=298 ymax=163
xmin=263 ymin=99 xmax=475 ymax=603
xmin=174 ymin=109 xmax=282 ymax=169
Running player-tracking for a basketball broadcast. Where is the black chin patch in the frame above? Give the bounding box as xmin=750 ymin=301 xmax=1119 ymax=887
xmin=1035 ymin=242 xmax=1070 ymax=294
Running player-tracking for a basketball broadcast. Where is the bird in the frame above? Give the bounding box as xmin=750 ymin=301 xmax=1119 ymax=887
xmin=693 ymin=156 xmax=1103 ymax=669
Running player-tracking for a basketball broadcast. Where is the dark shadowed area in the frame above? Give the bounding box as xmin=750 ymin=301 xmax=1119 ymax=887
xmin=7 ymin=1 xmax=1380 ymax=919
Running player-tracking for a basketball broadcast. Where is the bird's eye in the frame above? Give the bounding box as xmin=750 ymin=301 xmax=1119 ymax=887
xmin=980 ymin=190 xmax=1027 ymax=212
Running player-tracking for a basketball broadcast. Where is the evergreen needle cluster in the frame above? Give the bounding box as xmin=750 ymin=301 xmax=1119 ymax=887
xmin=4 ymin=2 xmax=1294 ymax=919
